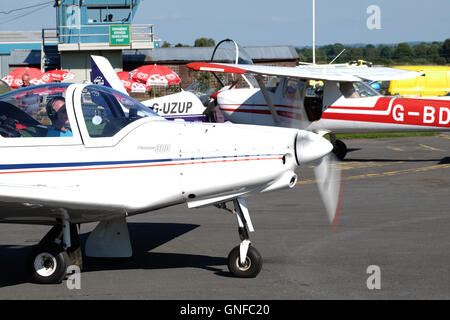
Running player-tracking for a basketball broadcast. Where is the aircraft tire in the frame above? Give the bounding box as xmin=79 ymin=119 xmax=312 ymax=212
xmin=333 ymin=140 xmax=347 ymax=160
xmin=28 ymin=243 xmax=69 ymax=284
xmin=227 ymin=245 xmax=262 ymax=278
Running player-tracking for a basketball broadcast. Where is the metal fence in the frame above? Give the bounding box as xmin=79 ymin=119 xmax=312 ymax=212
xmin=42 ymin=24 xmax=153 ymax=46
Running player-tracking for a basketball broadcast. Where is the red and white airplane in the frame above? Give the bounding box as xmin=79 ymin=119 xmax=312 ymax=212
xmin=187 ymin=57 xmax=450 ymax=159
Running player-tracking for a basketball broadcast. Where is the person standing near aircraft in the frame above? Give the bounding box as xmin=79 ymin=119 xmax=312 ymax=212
xmin=46 ymin=97 xmax=73 ymax=137
xmin=21 ymin=74 xmax=32 ymax=88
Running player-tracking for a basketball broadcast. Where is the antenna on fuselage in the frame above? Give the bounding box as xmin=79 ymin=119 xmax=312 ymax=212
xmin=329 ymin=49 xmax=346 ymax=64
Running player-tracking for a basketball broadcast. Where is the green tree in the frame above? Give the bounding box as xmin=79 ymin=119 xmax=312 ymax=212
xmin=394 ymin=43 xmax=413 ymax=60
xmin=194 ymin=38 xmax=215 ymax=47
xmin=161 ymin=41 xmax=171 ymax=48
xmin=174 ymin=43 xmax=190 ymax=47
xmin=364 ymin=44 xmax=377 ymax=60
xmin=298 ymin=48 xmax=313 ymax=62
xmin=413 ymin=43 xmax=429 ymax=59
xmin=378 ymin=45 xmax=394 ymax=59
xmin=442 ymin=38 xmax=450 ymax=62
xmin=348 ymin=47 xmax=363 ymax=61
xmin=427 ymin=44 xmax=441 ymax=62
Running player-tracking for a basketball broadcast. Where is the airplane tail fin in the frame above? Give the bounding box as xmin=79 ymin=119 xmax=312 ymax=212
xmin=90 ymin=55 xmax=129 ymax=95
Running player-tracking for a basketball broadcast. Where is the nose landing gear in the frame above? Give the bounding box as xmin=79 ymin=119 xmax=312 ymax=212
xmin=223 ymin=198 xmax=263 ymax=278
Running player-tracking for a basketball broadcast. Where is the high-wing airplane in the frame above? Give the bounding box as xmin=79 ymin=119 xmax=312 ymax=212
xmin=0 ymin=70 xmax=341 ymax=284
xmin=185 ymin=41 xmax=450 ymax=159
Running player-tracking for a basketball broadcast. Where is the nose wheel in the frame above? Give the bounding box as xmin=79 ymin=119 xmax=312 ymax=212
xmin=333 ymin=139 xmax=347 ymax=160
xmin=228 ymin=245 xmax=262 ymax=278
xmin=224 ymin=198 xmax=263 ymax=278
xmin=329 ymin=133 xmax=347 ymax=160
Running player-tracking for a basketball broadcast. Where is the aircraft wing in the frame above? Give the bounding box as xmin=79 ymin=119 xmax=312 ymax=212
xmin=0 ymin=183 xmax=126 ymax=224
xmin=187 ymin=62 xmax=421 ymax=82
xmin=187 ymin=62 xmax=361 ymax=82
xmin=316 ymin=65 xmax=423 ymax=81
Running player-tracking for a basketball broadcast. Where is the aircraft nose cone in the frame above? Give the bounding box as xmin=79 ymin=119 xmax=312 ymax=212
xmin=295 ymin=130 xmax=333 ymax=164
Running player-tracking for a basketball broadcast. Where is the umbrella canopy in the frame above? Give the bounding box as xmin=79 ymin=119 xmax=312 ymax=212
xmin=117 ymin=71 xmax=149 ymax=93
xmin=1 ymin=67 xmax=51 ymax=89
xmin=130 ymin=64 xmax=181 ymax=87
xmin=44 ymin=69 xmax=75 ymax=82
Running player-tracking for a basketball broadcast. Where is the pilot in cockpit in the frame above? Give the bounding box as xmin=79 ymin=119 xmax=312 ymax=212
xmin=46 ymin=97 xmax=73 ymax=137
xmin=339 ymin=82 xmax=360 ymax=99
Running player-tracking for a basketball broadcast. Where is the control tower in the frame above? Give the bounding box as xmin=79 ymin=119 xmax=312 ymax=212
xmin=43 ymin=0 xmax=154 ymax=82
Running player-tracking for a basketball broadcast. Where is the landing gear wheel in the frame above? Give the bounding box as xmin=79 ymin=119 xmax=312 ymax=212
xmin=28 ymin=244 xmax=69 ymax=284
xmin=227 ymin=245 xmax=262 ymax=278
xmin=333 ymin=139 xmax=347 ymax=160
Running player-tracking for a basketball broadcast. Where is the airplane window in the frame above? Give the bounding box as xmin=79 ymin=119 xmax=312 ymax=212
xmin=338 ymin=81 xmax=380 ymax=99
xmin=0 ymin=84 xmax=72 ymax=138
xmin=353 ymin=81 xmax=381 ymax=97
xmin=283 ymin=78 xmax=305 ymax=100
xmin=266 ymin=77 xmax=280 ymax=93
xmin=81 ymin=85 xmax=160 ymax=138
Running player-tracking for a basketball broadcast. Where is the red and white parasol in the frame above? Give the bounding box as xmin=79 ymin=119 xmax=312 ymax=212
xmin=130 ymin=64 xmax=181 ymax=87
xmin=117 ymin=71 xmax=150 ymax=93
xmin=44 ymin=69 xmax=75 ymax=82
xmin=2 ymin=67 xmax=51 ymax=89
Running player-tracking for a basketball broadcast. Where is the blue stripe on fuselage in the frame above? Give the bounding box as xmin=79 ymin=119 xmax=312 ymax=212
xmin=0 ymin=154 xmax=283 ymax=171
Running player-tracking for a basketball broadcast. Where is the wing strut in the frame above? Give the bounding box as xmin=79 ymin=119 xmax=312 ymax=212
xmin=255 ymin=75 xmax=281 ymax=125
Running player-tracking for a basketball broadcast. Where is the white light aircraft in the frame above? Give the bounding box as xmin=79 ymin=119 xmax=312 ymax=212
xmin=0 ymin=58 xmax=342 ymax=284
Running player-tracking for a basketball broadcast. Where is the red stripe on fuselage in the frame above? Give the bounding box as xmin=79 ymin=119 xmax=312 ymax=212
xmin=323 ymin=97 xmax=450 ymax=128
xmin=0 ymin=157 xmax=283 ymax=175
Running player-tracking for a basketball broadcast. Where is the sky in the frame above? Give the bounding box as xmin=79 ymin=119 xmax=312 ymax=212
xmin=0 ymin=0 xmax=449 ymax=47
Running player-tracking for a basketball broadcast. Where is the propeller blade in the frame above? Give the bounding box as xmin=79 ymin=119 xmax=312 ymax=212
xmin=295 ymin=130 xmax=333 ymax=164
xmin=313 ymin=153 xmax=343 ymax=230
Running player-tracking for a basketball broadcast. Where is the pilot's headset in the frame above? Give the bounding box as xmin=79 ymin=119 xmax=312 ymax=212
xmin=46 ymin=96 xmax=66 ymax=122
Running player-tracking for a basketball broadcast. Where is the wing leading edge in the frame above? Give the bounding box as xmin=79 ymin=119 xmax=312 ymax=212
xmin=187 ymin=62 xmax=421 ymax=82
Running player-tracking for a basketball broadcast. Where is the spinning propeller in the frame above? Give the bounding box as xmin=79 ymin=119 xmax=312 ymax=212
xmin=294 ymin=130 xmax=343 ymax=230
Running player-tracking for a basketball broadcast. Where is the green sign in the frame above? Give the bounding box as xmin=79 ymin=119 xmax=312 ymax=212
xmin=110 ymin=25 xmax=130 ymax=46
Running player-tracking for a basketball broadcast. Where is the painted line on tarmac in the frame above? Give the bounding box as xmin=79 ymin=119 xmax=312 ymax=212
xmin=439 ymin=134 xmax=450 ymax=140
xmin=419 ymin=144 xmax=445 ymax=152
xmin=387 ymin=146 xmax=405 ymax=152
xmin=340 ymin=161 xmax=404 ymax=171
xmin=297 ymin=163 xmax=450 ymax=185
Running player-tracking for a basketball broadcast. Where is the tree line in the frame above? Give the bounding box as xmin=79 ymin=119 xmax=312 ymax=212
xmin=297 ymin=39 xmax=450 ymax=65
xmin=161 ymin=38 xmax=215 ymax=48
xmin=160 ymin=37 xmax=450 ymax=66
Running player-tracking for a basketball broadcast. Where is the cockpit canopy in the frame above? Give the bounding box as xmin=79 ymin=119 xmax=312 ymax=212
xmin=0 ymin=83 xmax=160 ymax=139
xmin=0 ymin=84 xmax=72 ymax=138
xmin=80 ymin=85 xmax=159 ymax=138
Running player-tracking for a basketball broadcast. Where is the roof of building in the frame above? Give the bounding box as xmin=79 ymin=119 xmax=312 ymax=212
xmin=0 ymin=31 xmax=44 ymax=55
xmin=123 ymin=45 xmax=299 ymax=63
xmin=0 ymin=31 xmax=42 ymax=43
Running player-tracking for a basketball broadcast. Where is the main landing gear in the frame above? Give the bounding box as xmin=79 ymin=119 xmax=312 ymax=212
xmin=218 ymin=198 xmax=263 ymax=278
xmin=329 ymin=133 xmax=348 ymax=160
xmin=28 ymin=215 xmax=82 ymax=284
